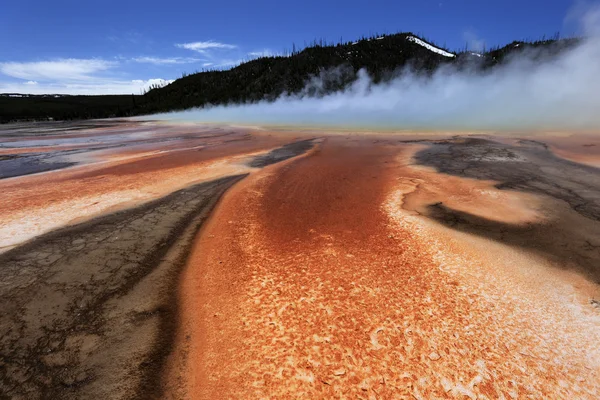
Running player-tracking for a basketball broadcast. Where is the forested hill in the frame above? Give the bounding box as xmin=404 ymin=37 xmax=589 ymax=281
xmin=0 ymin=32 xmax=579 ymax=122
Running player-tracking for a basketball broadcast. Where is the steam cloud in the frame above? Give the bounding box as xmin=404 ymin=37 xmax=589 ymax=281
xmin=148 ymin=8 xmax=600 ymax=131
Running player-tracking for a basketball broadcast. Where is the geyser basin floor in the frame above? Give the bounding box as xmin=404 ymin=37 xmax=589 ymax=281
xmin=0 ymin=176 xmax=244 ymax=399
xmin=0 ymin=121 xmax=296 ymax=252
xmin=171 ymin=135 xmax=600 ymax=399
xmin=0 ymin=121 xmax=312 ymax=399
xmin=1 ymin=121 xmax=600 ymax=399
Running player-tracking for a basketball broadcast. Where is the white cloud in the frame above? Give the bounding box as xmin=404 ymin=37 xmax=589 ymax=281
xmin=248 ymin=49 xmax=276 ymax=59
xmin=132 ymin=56 xmax=201 ymax=65
xmin=565 ymin=0 xmax=600 ymax=35
xmin=463 ymin=30 xmax=486 ymax=52
xmin=0 ymin=56 xmax=178 ymax=95
xmin=0 ymin=59 xmax=116 ymax=81
xmin=197 ymin=60 xmax=241 ymax=70
xmin=176 ymin=40 xmax=236 ymax=53
xmin=213 ymin=59 xmax=243 ymax=69
xmin=0 ymin=78 xmax=174 ymax=95
xmin=133 ymin=78 xmax=174 ymax=92
xmin=174 ymin=40 xmax=248 ymax=69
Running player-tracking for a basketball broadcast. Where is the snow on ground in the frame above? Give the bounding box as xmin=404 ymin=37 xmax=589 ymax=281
xmin=407 ymin=36 xmax=456 ymax=58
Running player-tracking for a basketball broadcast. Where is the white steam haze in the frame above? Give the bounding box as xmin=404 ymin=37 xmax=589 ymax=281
xmin=147 ymin=5 xmax=600 ymax=131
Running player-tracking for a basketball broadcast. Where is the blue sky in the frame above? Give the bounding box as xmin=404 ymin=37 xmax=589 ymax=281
xmin=0 ymin=0 xmax=586 ymax=94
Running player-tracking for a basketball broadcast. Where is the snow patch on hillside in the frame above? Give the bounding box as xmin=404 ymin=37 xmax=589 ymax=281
xmin=407 ymin=36 xmax=456 ymax=58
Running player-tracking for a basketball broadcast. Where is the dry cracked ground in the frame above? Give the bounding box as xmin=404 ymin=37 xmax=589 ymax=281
xmin=0 ymin=121 xmax=599 ymax=399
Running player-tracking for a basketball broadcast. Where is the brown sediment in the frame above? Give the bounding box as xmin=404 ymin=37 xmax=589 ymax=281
xmin=171 ymin=135 xmax=600 ymax=399
xmin=0 ymin=126 xmax=299 ymax=251
xmin=0 ymin=147 xmax=80 ymax=155
xmin=412 ymin=136 xmax=600 ymax=282
xmin=484 ymin=132 xmax=600 ymax=168
xmin=70 ymin=132 xmax=272 ymax=179
xmin=535 ymin=133 xmax=600 ymax=167
xmin=0 ymin=121 xmax=318 ymax=399
xmin=0 ymin=175 xmax=245 ymax=400
xmin=3 ymin=121 xmax=600 ymax=399
xmin=0 ymin=121 xmax=275 ymax=180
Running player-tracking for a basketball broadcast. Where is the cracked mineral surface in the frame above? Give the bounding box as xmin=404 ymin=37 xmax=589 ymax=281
xmin=169 ymin=134 xmax=600 ymax=399
xmin=1 ymin=122 xmax=600 ymax=399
